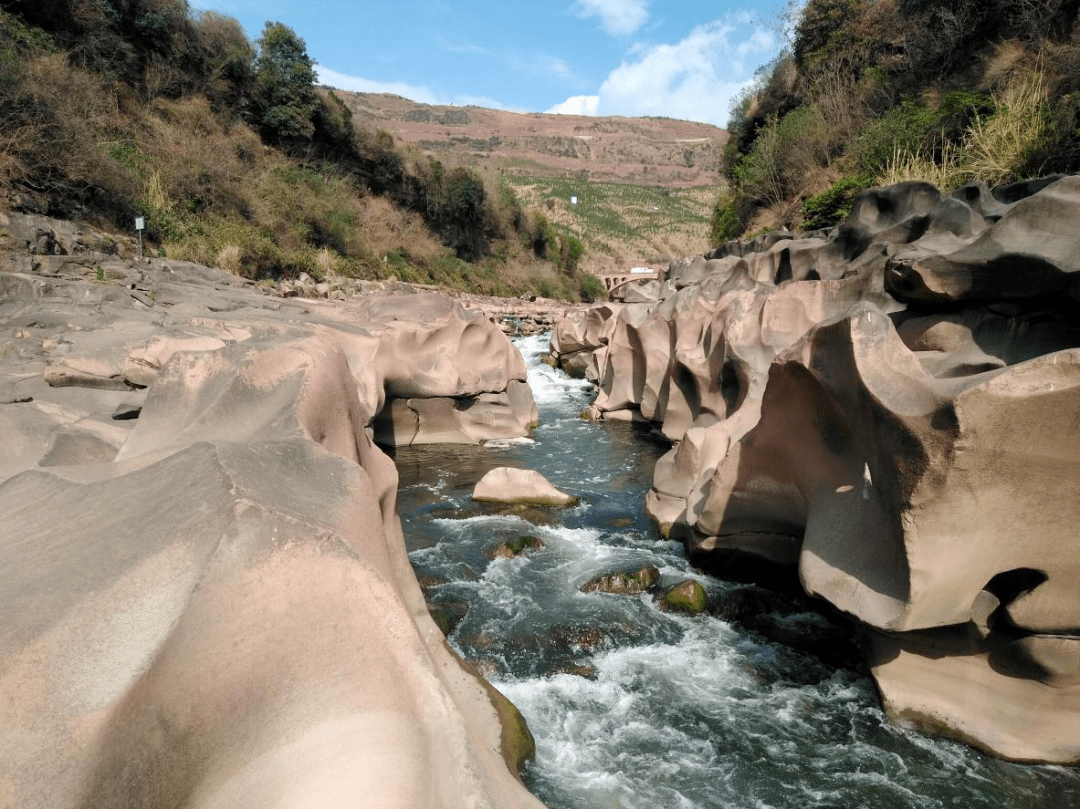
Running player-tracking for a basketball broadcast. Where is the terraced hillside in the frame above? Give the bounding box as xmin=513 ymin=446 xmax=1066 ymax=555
xmin=505 ymin=176 xmax=715 ymax=273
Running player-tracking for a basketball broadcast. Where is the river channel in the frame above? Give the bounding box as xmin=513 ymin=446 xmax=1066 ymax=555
xmin=392 ymin=334 xmax=1080 ymax=809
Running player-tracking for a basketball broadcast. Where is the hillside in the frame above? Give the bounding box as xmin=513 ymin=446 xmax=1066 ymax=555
xmin=714 ymin=0 xmax=1080 ymax=241
xmin=0 ymin=4 xmax=643 ymax=301
xmin=337 ymin=92 xmax=726 ymax=187
xmin=333 ymin=92 xmax=727 ymax=273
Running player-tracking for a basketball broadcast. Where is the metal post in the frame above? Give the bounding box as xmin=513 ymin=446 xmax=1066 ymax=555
xmin=135 ymin=216 xmax=145 ymax=260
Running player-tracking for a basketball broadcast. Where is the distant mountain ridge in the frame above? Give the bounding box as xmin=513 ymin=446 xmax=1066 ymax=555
xmin=333 ymin=91 xmax=728 ymax=188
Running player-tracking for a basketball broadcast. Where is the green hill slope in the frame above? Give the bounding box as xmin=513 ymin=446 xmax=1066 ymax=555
xmin=715 ymin=0 xmax=1080 ymax=240
xmin=0 ymin=3 xmax=596 ymax=300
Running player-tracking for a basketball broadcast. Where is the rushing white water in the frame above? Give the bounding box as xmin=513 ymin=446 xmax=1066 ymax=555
xmin=395 ymin=334 xmax=1080 ymax=809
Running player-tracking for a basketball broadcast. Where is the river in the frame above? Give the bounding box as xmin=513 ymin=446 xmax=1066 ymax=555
xmin=392 ymin=334 xmax=1080 ymax=809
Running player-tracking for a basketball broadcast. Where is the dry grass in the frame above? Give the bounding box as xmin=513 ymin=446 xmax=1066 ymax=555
xmin=981 ymin=40 xmax=1029 ymax=92
xmin=353 ymin=194 xmax=445 ymax=262
xmin=878 ymin=139 xmax=964 ymax=190
xmin=314 ymin=246 xmax=336 ymax=280
xmin=215 ymin=243 xmax=242 ymax=273
xmin=964 ymin=69 xmax=1048 ymax=185
xmin=0 ymin=51 xmax=124 ymax=195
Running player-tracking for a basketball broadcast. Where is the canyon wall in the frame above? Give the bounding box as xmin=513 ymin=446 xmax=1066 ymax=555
xmin=550 ymin=177 xmax=1080 ymax=764
xmin=0 ymin=215 xmax=543 ymax=808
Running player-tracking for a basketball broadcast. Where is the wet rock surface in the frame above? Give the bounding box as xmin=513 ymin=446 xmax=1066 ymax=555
xmin=581 ymin=565 xmax=661 ymax=595
xmin=550 ymin=177 xmax=1080 ymax=764
xmin=655 ymin=579 xmax=709 ymax=614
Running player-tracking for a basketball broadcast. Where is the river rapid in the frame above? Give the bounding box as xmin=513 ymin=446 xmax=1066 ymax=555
xmin=392 ymin=334 xmax=1080 ymax=809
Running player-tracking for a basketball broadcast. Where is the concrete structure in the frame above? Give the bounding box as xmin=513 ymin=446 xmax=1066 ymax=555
xmin=597 ymin=267 xmax=660 ymax=295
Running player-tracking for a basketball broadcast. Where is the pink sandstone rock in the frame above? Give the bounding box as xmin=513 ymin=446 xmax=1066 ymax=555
xmin=550 ymin=177 xmax=1080 ymax=764
xmin=473 ymin=467 xmax=578 ymax=506
xmin=0 ymin=237 xmax=544 ymax=808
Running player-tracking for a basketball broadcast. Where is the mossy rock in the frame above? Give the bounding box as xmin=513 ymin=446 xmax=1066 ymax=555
xmin=453 ymin=650 xmax=536 ymax=776
xmin=481 ymin=502 xmax=567 ymax=526
xmin=579 ymin=406 xmax=599 ymax=421
xmin=552 ymin=661 xmax=598 ymax=679
xmin=487 ymin=683 xmax=537 ymax=774
xmin=539 ymin=354 xmax=558 ymax=367
xmin=488 ymin=535 xmax=546 ymax=560
xmin=416 ymin=575 xmax=448 ymax=592
xmin=581 ymin=565 xmax=660 ymax=595
xmin=655 ymin=579 xmax=709 ymax=614
xmin=426 ymin=599 xmax=468 ymax=636
xmin=558 ymin=358 xmax=587 ymax=379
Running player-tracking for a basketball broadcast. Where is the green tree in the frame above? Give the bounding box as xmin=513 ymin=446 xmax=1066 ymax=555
xmin=255 ymin=21 xmax=316 ymax=143
xmin=559 ymin=234 xmax=584 ymax=274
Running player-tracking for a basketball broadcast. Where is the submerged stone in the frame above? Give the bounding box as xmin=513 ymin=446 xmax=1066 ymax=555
xmin=581 ymin=565 xmax=660 ymax=595
xmin=656 ymin=579 xmax=709 ymax=614
xmin=488 ymin=535 xmax=546 ymax=560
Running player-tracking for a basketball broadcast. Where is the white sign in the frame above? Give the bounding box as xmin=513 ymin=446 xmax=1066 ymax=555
xmin=570 ymin=196 xmax=578 ymax=205
xmin=630 ymin=267 xmax=654 ymax=274
xmin=135 ymin=217 xmax=145 ymax=231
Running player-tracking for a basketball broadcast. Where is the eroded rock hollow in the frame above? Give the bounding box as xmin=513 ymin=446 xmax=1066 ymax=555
xmin=0 ymin=214 xmax=543 ymax=808
xmin=550 ymin=177 xmax=1080 ymax=765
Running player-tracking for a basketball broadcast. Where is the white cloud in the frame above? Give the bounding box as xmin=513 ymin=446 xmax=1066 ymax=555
xmin=547 ymin=95 xmax=600 ymax=116
xmin=547 ymin=57 xmax=581 ymax=84
xmin=455 ymin=95 xmax=526 ymax=112
xmin=316 ymin=64 xmax=524 ymax=112
xmin=315 ymin=64 xmax=443 ymax=105
xmin=577 ymin=0 xmax=649 ymax=37
xmin=546 ymin=17 xmax=779 ymax=127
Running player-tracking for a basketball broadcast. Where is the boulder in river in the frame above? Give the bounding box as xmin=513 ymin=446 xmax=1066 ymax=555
xmin=581 ymin=565 xmax=660 ymax=595
xmin=488 ymin=535 xmax=547 ymax=559
xmin=473 ymin=466 xmax=579 ymax=506
xmin=655 ymin=579 xmax=709 ymax=614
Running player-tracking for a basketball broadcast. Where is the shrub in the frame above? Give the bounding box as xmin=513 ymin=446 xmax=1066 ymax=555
xmin=733 ymin=116 xmax=787 ymax=206
xmin=794 ymin=0 xmax=866 ymax=73
xmin=579 ymin=272 xmax=605 ymax=303
xmin=710 ymin=194 xmax=744 ymax=244
xmin=801 ymin=175 xmax=872 ymax=230
xmin=529 ymin=211 xmax=558 ymax=258
xmin=444 ymin=166 xmax=486 ymax=223
xmin=559 ymin=234 xmax=584 ymax=274
xmin=855 ymin=98 xmax=939 ymax=175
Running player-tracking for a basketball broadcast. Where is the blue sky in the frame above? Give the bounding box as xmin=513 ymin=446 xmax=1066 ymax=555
xmin=191 ymin=1 xmax=792 ymax=127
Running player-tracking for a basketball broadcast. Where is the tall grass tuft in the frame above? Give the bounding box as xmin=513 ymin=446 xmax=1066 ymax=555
xmin=215 ymin=243 xmax=242 ymax=274
xmin=878 ymin=138 xmax=964 ymax=190
xmin=964 ymin=69 xmax=1049 ymax=186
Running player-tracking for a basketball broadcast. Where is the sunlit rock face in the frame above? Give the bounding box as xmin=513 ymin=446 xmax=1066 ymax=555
xmin=0 ymin=236 xmax=543 ymax=809
xmin=549 ymin=177 xmax=1080 ymax=764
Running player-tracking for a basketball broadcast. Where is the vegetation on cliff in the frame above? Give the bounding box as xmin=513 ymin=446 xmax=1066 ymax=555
xmin=713 ymin=0 xmax=1080 ymax=240
xmin=0 ymin=2 xmax=593 ymax=298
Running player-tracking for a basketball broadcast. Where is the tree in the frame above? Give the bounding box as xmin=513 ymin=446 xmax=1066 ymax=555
xmin=254 ymin=21 xmax=316 ymax=143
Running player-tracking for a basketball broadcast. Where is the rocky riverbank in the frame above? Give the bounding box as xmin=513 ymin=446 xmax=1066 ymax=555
xmin=0 ymin=211 xmax=547 ymax=808
xmin=549 ymin=176 xmax=1080 ymax=765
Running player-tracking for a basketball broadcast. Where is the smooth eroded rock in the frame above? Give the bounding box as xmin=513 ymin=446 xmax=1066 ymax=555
xmin=473 ymin=467 xmax=578 ymax=506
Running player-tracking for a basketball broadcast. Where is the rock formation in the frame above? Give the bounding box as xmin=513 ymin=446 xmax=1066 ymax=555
xmin=549 ymin=177 xmax=1080 ymax=765
xmin=0 ymin=211 xmax=544 ymax=808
